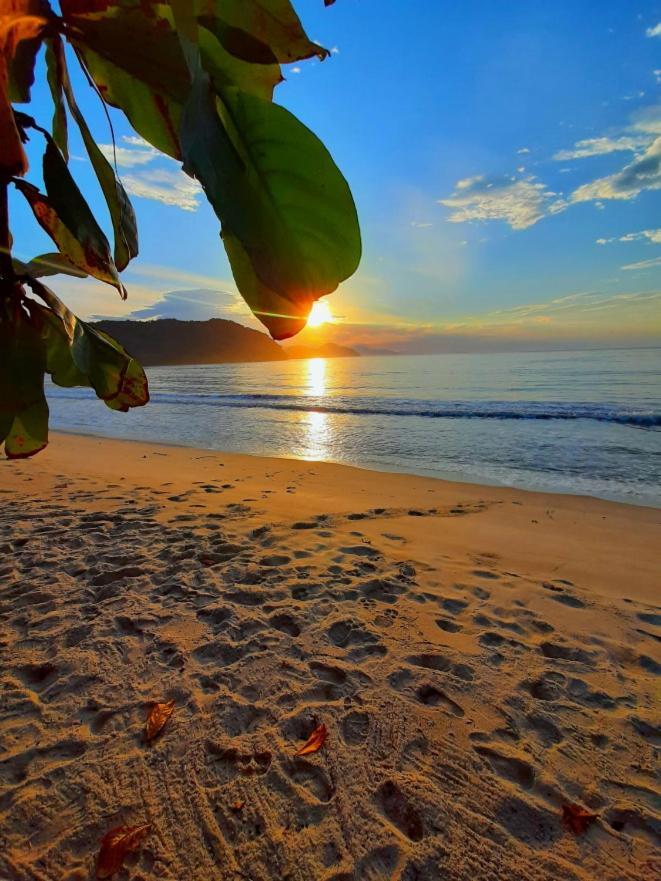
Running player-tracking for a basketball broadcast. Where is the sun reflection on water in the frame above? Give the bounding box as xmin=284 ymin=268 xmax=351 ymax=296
xmin=305 ymin=357 xmax=327 ymax=396
xmin=301 ymin=358 xmax=330 ymax=459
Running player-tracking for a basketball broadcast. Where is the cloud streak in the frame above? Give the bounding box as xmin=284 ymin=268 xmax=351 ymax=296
xmin=438 ymin=174 xmax=558 ymax=230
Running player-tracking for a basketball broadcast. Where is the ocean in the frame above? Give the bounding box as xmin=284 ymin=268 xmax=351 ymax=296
xmin=47 ymin=348 xmax=661 ymax=507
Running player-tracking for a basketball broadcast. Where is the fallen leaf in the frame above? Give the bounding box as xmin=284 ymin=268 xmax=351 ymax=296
xmin=230 ymin=801 xmax=245 ymax=812
xmin=96 ymin=824 xmax=151 ymax=879
xmin=562 ymin=803 xmax=598 ymax=835
xmin=296 ymin=723 xmax=327 ymax=756
xmin=145 ymin=700 xmax=175 ymax=742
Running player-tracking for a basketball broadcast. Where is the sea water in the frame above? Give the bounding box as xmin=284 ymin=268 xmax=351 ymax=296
xmin=47 ymin=348 xmax=661 ymax=507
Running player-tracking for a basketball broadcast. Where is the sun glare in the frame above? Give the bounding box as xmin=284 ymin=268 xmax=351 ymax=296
xmin=306 ymin=300 xmax=333 ymax=328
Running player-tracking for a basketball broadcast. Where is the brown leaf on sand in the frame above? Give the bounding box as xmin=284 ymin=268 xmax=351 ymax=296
xmin=96 ymin=824 xmax=151 ymax=879
xmin=562 ymin=803 xmax=598 ymax=835
xmin=296 ymin=723 xmax=327 ymax=756
xmin=145 ymin=700 xmax=175 ymax=742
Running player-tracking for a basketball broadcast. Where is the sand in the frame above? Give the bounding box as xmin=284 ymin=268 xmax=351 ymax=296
xmin=0 ymin=432 xmax=659 ymax=881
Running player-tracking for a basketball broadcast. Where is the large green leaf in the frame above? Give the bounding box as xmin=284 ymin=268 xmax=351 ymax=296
xmin=0 ymin=304 xmax=48 ymax=458
xmin=181 ymin=77 xmax=360 ymax=337
xmin=58 ymin=38 xmax=139 ymax=270
xmin=14 ymin=133 xmax=127 ymax=297
xmin=223 ymin=230 xmax=309 ymax=338
xmin=27 ymin=279 xmax=149 ymax=411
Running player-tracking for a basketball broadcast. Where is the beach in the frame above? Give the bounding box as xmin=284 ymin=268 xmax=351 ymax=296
xmin=1 ymin=432 xmax=659 ymax=880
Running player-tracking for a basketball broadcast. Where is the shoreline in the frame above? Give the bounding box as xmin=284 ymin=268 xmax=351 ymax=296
xmin=51 ymin=426 xmax=661 ymax=511
xmin=1 ymin=431 xmax=659 ymax=880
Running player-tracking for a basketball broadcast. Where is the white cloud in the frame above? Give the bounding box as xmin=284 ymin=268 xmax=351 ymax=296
xmin=646 ymin=22 xmax=661 ymax=37
xmin=121 ymin=168 xmax=202 ymax=211
xmin=439 ymin=174 xmax=557 ymax=230
xmin=654 ymin=70 xmax=661 ymax=85
xmin=99 ymin=144 xmax=157 ymax=167
xmin=553 ymin=135 xmax=650 ymax=160
xmin=596 ymin=229 xmax=661 ymax=245
xmin=621 ymin=256 xmax=661 ymax=271
xmin=98 ymin=134 xmax=158 ymax=168
xmin=631 ymin=103 xmax=661 ymax=135
xmin=570 ymin=137 xmax=661 ymax=202
xmin=517 ymin=147 xmax=530 ymax=154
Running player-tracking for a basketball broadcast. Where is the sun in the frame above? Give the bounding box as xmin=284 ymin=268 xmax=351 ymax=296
xmin=306 ymin=300 xmax=333 ymax=328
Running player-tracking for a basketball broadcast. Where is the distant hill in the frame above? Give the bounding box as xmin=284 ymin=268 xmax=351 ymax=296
xmin=285 ymin=342 xmax=360 ymax=359
xmin=354 ymin=345 xmax=399 ymax=357
xmin=92 ymin=318 xmax=286 ymax=366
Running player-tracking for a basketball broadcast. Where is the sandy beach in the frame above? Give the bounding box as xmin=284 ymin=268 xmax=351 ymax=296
xmin=1 ymin=432 xmax=659 ymax=881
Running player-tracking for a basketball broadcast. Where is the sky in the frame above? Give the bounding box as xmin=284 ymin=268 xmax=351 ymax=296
xmin=10 ymin=1 xmax=661 ymax=352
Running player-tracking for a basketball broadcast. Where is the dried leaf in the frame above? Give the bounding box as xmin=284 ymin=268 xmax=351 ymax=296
xmin=96 ymin=823 xmax=151 ymax=879
xmin=562 ymin=803 xmax=598 ymax=835
xmin=145 ymin=700 xmax=175 ymax=742
xmin=230 ymin=800 xmax=245 ymax=812
xmin=295 ymin=723 xmax=327 ymax=756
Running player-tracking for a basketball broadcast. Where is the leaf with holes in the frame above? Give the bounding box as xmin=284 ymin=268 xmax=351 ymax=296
xmin=296 ymin=723 xmax=327 ymax=756
xmin=96 ymin=824 xmax=151 ymax=879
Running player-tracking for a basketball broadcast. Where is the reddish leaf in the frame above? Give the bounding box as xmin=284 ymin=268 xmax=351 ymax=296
xmin=145 ymin=700 xmax=175 ymax=742
xmin=562 ymin=803 xmax=598 ymax=835
xmin=295 ymin=723 xmax=327 ymax=756
xmin=96 ymin=823 xmax=151 ymax=879
xmin=230 ymin=800 xmax=245 ymax=812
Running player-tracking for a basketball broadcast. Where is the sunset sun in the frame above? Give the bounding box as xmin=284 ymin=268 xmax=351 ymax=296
xmin=306 ymin=299 xmax=333 ymax=328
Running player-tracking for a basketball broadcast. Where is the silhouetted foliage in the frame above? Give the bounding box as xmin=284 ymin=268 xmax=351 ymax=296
xmin=0 ymin=0 xmax=360 ymax=457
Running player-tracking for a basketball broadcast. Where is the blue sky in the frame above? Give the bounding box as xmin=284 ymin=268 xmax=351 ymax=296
xmin=10 ymin=1 xmax=661 ymax=351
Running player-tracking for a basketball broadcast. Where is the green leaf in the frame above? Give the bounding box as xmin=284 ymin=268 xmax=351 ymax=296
xmin=59 ymin=41 xmax=139 ymax=270
xmin=195 ymin=1 xmax=330 ymax=63
xmin=14 ymin=141 xmax=127 ymax=298
xmin=45 ymin=37 xmax=68 ymax=160
xmin=198 ymin=19 xmax=282 ymax=100
xmin=61 ymin=0 xmax=189 ymax=158
xmin=40 ymin=307 xmax=90 ymax=387
xmin=180 ymin=77 xmax=360 ymax=337
xmin=16 ymin=252 xmax=88 ymax=279
xmin=59 ymin=0 xmax=282 ymax=159
xmin=27 ymin=278 xmax=149 ymax=410
xmin=0 ymin=304 xmax=48 ymax=459
xmin=223 ymin=230 xmax=309 ymax=339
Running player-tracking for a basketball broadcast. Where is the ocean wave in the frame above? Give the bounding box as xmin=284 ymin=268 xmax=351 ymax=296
xmin=46 ymin=387 xmax=661 ymax=427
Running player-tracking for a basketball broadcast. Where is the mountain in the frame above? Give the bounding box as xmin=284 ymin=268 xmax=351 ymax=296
xmin=285 ymin=342 xmax=360 ymax=359
xmin=92 ymin=318 xmax=287 ymax=366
